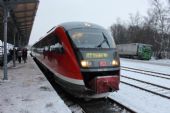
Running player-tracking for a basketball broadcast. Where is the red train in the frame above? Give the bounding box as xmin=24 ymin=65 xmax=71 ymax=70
xmin=32 ymin=22 xmax=120 ymax=98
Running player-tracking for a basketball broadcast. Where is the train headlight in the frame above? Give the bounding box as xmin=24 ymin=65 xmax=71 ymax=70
xmin=112 ymin=60 xmax=119 ymax=66
xmin=81 ymin=60 xmax=92 ymax=67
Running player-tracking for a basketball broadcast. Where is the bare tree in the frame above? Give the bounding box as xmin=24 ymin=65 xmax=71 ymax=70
xmin=128 ymin=12 xmax=145 ymax=43
xmin=148 ymin=0 xmax=170 ymax=58
xmin=110 ymin=19 xmax=129 ymax=44
xmin=129 ymin=12 xmax=143 ymax=26
xmin=110 ymin=0 xmax=170 ymax=59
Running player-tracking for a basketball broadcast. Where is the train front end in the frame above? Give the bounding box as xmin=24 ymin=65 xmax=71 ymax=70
xmin=65 ymin=23 xmax=120 ymax=98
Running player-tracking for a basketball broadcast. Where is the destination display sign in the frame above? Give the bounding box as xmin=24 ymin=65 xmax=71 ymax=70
xmin=85 ymin=53 xmax=109 ymax=59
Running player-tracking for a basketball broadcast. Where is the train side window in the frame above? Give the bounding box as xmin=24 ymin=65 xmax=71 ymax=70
xmin=45 ymin=46 xmax=48 ymax=51
xmin=56 ymin=43 xmax=64 ymax=53
xmin=37 ymin=48 xmax=43 ymax=53
xmin=50 ymin=42 xmax=64 ymax=53
xmin=49 ymin=34 xmax=64 ymax=54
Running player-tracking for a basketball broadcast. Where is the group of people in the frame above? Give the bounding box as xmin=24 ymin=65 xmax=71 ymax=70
xmin=16 ymin=48 xmax=28 ymax=63
xmin=9 ymin=48 xmax=28 ymax=64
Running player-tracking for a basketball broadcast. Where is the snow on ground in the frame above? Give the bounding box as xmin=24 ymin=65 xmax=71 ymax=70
xmin=1 ymin=56 xmax=169 ymax=113
xmin=121 ymin=71 xmax=170 ymax=88
xmin=149 ymin=58 xmax=170 ymax=65
xmin=120 ymin=58 xmax=170 ymax=74
xmin=109 ymin=83 xmax=170 ymax=113
xmin=108 ymin=58 xmax=170 ymax=113
xmin=0 ymin=56 xmax=71 ymax=113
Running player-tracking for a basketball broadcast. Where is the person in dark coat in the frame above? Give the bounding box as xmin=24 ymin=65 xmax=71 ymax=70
xmin=22 ymin=48 xmax=28 ymax=63
xmin=17 ymin=48 xmax=22 ymax=63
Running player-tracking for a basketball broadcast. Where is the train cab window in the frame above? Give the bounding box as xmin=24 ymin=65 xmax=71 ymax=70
xmin=68 ymin=28 xmax=116 ymax=49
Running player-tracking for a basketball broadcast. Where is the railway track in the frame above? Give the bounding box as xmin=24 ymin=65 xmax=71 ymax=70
xmin=121 ymin=58 xmax=170 ymax=67
xmin=57 ymin=86 xmax=136 ymax=113
xmin=121 ymin=66 xmax=170 ymax=80
xmin=34 ymin=58 xmax=136 ymax=113
xmin=121 ymin=75 xmax=170 ymax=99
xmin=78 ymin=98 xmax=136 ymax=113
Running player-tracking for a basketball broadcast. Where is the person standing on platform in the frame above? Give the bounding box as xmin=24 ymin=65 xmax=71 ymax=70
xmin=22 ymin=48 xmax=28 ymax=63
xmin=17 ymin=48 xmax=22 ymax=63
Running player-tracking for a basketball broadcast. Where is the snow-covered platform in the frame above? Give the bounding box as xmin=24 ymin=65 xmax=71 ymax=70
xmin=0 ymin=56 xmax=71 ymax=113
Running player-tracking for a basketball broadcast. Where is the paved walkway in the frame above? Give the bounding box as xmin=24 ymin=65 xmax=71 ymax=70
xmin=0 ymin=56 xmax=71 ymax=113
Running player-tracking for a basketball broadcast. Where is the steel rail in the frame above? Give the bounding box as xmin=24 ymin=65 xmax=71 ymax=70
xmin=121 ymin=59 xmax=170 ymax=67
xmin=121 ymin=66 xmax=170 ymax=80
xmin=121 ymin=78 xmax=170 ymax=99
xmin=121 ymin=75 xmax=170 ymax=90
xmin=121 ymin=66 xmax=170 ymax=76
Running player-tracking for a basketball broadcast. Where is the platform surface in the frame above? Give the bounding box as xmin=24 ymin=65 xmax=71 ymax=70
xmin=0 ymin=56 xmax=71 ymax=113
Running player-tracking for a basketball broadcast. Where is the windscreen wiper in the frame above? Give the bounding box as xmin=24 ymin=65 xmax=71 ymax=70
xmin=96 ymin=33 xmax=110 ymax=48
xmin=96 ymin=38 xmax=107 ymax=48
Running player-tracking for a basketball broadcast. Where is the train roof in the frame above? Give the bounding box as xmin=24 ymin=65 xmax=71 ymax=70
xmin=32 ymin=22 xmax=106 ymax=47
xmin=59 ymin=22 xmax=105 ymax=30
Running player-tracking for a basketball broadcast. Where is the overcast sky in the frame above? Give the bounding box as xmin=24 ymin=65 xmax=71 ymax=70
xmin=29 ymin=0 xmax=151 ymax=45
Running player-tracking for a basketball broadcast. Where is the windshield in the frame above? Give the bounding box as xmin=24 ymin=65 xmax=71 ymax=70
xmin=140 ymin=44 xmax=152 ymax=50
xmin=68 ymin=28 xmax=116 ymax=48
